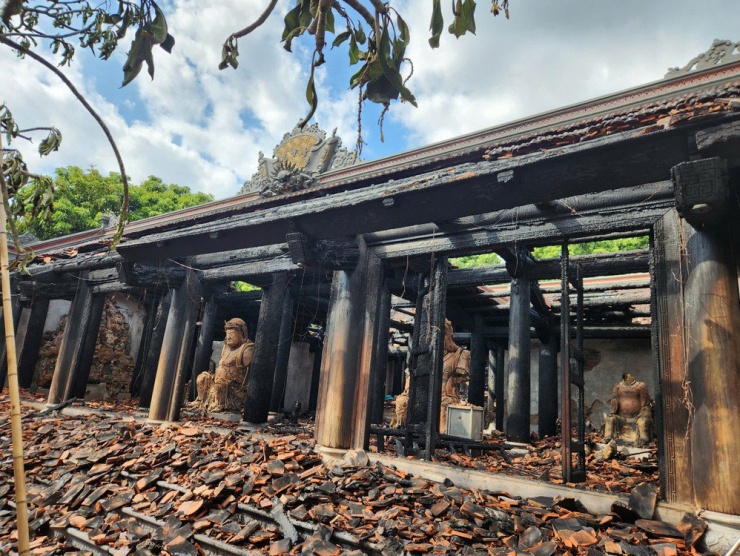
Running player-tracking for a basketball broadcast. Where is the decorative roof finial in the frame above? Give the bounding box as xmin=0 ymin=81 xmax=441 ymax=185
xmin=665 ymin=39 xmax=740 ymax=78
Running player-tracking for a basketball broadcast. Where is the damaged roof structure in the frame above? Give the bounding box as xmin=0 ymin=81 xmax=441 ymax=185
xmin=1 ymin=40 xmax=739 ymax=554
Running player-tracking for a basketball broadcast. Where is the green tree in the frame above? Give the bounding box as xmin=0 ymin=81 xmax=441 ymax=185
xmin=531 ymin=237 xmax=649 ymax=260
xmin=14 ymin=166 xmax=213 ymax=240
xmin=448 ymin=237 xmax=650 ymax=268
xmin=128 ymin=176 xmax=214 ymax=221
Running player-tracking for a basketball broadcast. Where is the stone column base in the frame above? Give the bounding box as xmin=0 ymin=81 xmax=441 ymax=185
xmin=316 ymin=445 xmax=348 ymax=460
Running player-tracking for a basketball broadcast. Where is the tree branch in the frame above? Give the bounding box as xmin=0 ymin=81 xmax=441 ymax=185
xmin=367 ymin=0 xmax=388 ymax=16
xmin=0 ymin=36 xmax=129 ymax=248
xmin=230 ymin=0 xmax=279 ymax=40
xmin=341 ymin=0 xmax=375 ymax=27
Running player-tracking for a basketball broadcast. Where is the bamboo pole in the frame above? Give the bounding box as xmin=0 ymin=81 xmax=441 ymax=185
xmin=0 ymin=173 xmax=31 ymax=554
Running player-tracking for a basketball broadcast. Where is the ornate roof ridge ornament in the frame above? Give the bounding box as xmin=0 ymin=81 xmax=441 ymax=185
xmin=665 ymin=39 xmax=740 ymax=78
xmin=240 ymin=122 xmax=360 ymax=197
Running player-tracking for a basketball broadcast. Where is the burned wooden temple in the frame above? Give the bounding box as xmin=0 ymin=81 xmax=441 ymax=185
xmin=2 ymin=40 xmax=740 ymax=550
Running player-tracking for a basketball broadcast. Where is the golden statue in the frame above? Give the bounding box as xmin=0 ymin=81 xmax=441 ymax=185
xmin=603 ymin=373 xmax=653 ymax=446
xmin=392 ymin=320 xmax=470 ymax=433
xmin=192 ymin=318 xmax=254 ymax=414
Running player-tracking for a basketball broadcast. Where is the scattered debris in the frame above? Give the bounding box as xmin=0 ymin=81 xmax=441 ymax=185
xmin=0 ymin=394 xmax=697 ymax=556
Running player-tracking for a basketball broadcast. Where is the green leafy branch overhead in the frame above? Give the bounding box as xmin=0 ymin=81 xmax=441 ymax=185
xmin=220 ymin=0 xmax=510 ymax=134
xmin=0 ymin=103 xmax=59 ymax=268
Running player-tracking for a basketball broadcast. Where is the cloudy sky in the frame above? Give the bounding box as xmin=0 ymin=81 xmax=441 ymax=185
xmin=1 ymin=0 xmax=738 ymax=199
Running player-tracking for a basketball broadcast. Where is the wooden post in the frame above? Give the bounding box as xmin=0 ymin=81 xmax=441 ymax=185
xmin=308 ymin=337 xmax=322 ymax=413
xmin=506 ymin=275 xmax=531 ymax=442
xmin=538 ymin=330 xmax=558 ymax=438
xmin=189 ymin=295 xmax=218 ymax=401
xmin=138 ymin=291 xmax=172 ymax=409
xmin=315 ymin=239 xmax=381 ymax=452
xmin=468 ymin=314 xmax=487 ymax=407
xmin=167 ymin=279 xmax=201 ymax=422
xmin=352 ymin=246 xmax=384 ymax=450
xmin=315 ymin=270 xmax=361 ymax=450
xmin=130 ymin=296 xmax=159 ymax=396
xmin=17 ymin=297 xmax=49 ymax=389
xmin=149 ymin=271 xmax=201 ymax=422
xmin=422 ymin=257 xmax=448 ymax=460
xmin=71 ymin=294 xmax=106 ymax=399
xmin=47 ymin=273 xmax=96 ymax=404
xmin=494 ymin=344 xmax=505 ymax=432
xmin=243 ymin=272 xmax=290 ymax=424
xmin=682 ymin=223 xmax=740 ymax=514
xmin=269 ymin=293 xmax=295 ymax=413
xmin=370 ymin=282 xmax=391 ymax=424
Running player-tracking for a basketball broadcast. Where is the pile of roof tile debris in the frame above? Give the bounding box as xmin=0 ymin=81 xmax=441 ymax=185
xmin=423 ymin=435 xmax=659 ymax=496
xmin=0 ymin=394 xmax=712 ymax=556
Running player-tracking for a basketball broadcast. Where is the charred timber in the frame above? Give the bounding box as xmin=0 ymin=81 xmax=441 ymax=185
xmin=366 ymin=182 xmax=670 ymax=260
xmin=482 ymin=325 xmax=650 ymax=339
xmin=117 ymin=261 xmax=186 ymax=289
xmin=117 ymin=127 xmax=690 ymax=262
xmin=198 ymin=256 xmax=299 ymax=284
xmin=16 ymin=298 xmax=49 ymax=388
xmin=26 ymin=252 xmax=123 ymax=278
xmin=243 ymin=272 xmax=291 ymax=424
xmin=286 ymin=233 xmax=360 ymax=270
xmin=190 ymin=244 xmax=290 ymax=269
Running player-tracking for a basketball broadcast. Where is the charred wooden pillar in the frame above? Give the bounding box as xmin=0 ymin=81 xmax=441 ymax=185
xmin=149 ymin=271 xmax=202 ymax=422
xmin=652 ymin=157 xmax=740 ymax=513
xmin=315 ymin=239 xmax=384 ymax=452
xmin=506 ymin=275 xmax=531 ymax=442
xmin=352 ymin=247 xmax=385 ymax=450
xmin=131 ymin=296 xmax=158 ymax=396
xmin=468 ymin=314 xmax=487 ymax=407
xmin=0 ymin=277 xmax=22 ymax=388
xmin=538 ymin=330 xmax=558 ymax=438
xmin=392 ymin=355 xmax=405 ymax=395
xmin=405 ymin=258 xmax=448 ymax=459
xmin=269 ymin=293 xmax=296 ymax=414
xmin=189 ymin=295 xmax=218 ymax=401
xmin=71 ymin=294 xmax=106 ymax=399
xmin=17 ymin=297 xmax=49 ymax=389
xmin=682 ymin=221 xmax=740 ymax=513
xmin=243 ymin=272 xmax=290 ymax=424
xmin=308 ymin=337 xmax=322 ymax=413
xmin=370 ymin=281 xmax=391 ymax=424
xmin=138 ymin=292 xmax=172 ymax=409
xmin=48 ymin=274 xmax=98 ymax=404
xmin=494 ymin=344 xmax=505 ymax=431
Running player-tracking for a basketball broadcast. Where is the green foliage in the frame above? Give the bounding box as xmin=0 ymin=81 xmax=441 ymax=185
xmin=13 ymin=166 xmax=213 ymax=240
xmin=449 ymin=237 xmax=650 ymax=268
xmin=232 ymin=281 xmax=260 ymax=292
xmin=531 ymin=237 xmax=649 ymax=260
xmin=450 ymin=252 xmax=502 ymax=267
xmin=1 ymin=0 xmax=173 ymax=88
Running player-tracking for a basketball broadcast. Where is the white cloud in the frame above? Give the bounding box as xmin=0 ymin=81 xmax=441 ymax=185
xmin=389 ymin=0 xmax=740 ymax=145
xmin=2 ymin=0 xmax=739 ymax=200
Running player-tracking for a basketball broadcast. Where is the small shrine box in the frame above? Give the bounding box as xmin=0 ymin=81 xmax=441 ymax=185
xmin=446 ymin=405 xmax=484 ymax=441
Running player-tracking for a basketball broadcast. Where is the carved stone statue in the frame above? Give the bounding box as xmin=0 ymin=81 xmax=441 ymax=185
xmin=392 ymin=320 xmax=470 ymax=433
xmin=392 ymin=372 xmax=410 ymax=428
xmin=603 ymin=373 xmax=653 ymax=446
xmin=192 ymin=318 xmax=254 ymax=414
xmin=439 ymin=320 xmax=471 ymax=434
